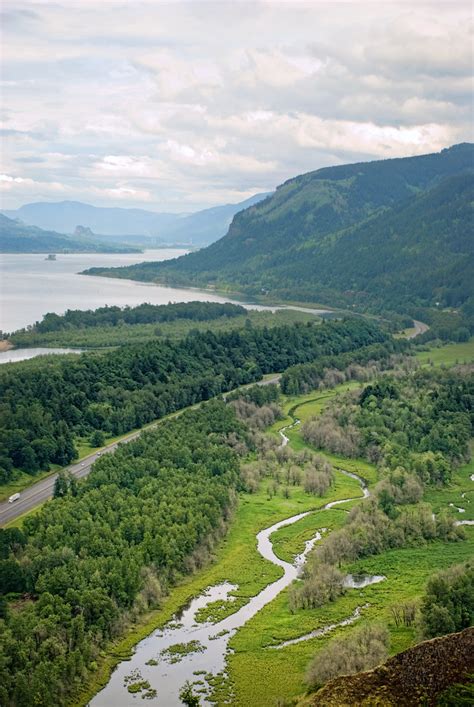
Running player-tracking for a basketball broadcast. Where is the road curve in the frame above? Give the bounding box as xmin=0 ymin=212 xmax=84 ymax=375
xmin=0 ymin=374 xmax=282 ymax=527
xmin=407 ymin=319 xmax=429 ymax=339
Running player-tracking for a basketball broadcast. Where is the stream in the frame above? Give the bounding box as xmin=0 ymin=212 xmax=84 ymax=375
xmin=92 ymin=489 xmax=369 ymax=703
xmin=91 ymin=409 xmax=370 ymax=705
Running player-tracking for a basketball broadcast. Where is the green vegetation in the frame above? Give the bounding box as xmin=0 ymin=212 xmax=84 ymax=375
xmin=0 ymin=401 xmax=247 ymax=706
xmin=302 ymin=368 xmax=472 ymax=484
xmin=7 ymin=304 xmax=316 ymax=348
xmin=420 ymin=561 xmax=474 ymax=638
xmin=228 ymin=535 xmax=474 ymax=707
xmin=416 ymin=337 xmax=474 ymax=367
xmin=423 ymin=454 xmax=474 ymax=522
xmin=0 ymin=213 xmax=140 ymax=253
xmin=0 ymin=317 xmax=385 ymax=485
xmin=1 ymin=301 xmax=472 ymax=707
xmin=222 ymin=365 xmax=473 ymax=706
xmin=159 ymin=640 xmax=206 ymax=664
xmin=85 ymin=144 xmax=474 ymax=340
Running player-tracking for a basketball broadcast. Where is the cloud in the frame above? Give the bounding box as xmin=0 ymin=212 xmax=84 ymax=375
xmin=1 ymin=0 xmax=472 ymax=210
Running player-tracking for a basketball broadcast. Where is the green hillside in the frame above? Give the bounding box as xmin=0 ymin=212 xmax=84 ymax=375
xmin=0 ymin=214 xmax=140 ymax=253
xmin=84 ymin=144 xmax=473 ymax=319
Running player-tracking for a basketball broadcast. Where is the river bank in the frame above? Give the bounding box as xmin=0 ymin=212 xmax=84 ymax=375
xmin=84 ymin=382 xmax=473 ymax=706
xmin=73 ymin=467 xmax=365 ymax=707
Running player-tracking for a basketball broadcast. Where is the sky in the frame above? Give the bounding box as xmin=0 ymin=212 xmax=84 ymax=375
xmin=1 ymin=0 xmax=472 ymax=213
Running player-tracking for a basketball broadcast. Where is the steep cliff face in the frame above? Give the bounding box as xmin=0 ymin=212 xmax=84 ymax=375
xmin=299 ymin=627 xmax=474 ymax=706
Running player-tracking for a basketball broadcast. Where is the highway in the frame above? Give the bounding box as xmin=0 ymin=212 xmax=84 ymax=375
xmin=0 ymin=374 xmax=281 ymax=526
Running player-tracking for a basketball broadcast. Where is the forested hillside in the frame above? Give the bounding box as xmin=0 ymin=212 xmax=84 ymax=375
xmin=86 ymin=144 xmax=473 ymax=326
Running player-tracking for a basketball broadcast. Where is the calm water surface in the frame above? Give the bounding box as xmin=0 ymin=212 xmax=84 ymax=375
xmin=0 ymin=250 xmax=264 ymax=333
xmin=0 ymin=347 xmax=83 ymax=364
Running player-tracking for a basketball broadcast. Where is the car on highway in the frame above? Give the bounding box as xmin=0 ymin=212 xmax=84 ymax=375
xmin=8 ymin=493 xmax=20 ymax=503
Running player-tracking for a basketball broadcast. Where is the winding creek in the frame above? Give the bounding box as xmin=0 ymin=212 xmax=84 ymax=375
xmin=92 ymin=415 xmax=371 ymax=706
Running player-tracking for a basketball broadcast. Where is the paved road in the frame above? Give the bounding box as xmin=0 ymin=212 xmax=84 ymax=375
xmin=0 ymin=374 xmax=281 ymax=526
xmin=407 ymin=319 xmax=429 ymax=339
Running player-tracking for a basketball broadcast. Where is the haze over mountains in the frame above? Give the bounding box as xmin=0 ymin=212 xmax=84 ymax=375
xmin=0 ymin=214 xmax=140 ymax=254
xmin=86 ymin=143 xmax=474 ymax=318
xmin=3 ymin=192 xmax=270 ymax=247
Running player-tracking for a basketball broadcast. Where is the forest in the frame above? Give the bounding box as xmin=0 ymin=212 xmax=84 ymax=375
xmin=23 ymin=301 xmax=247 ymax=334
xmin=5 ymin=304 xmax=315 ymax=350
xmin=0 ymin=401 xmax=248 ymax=706
xmin=0 ymin=318 xmax=386 ymax=483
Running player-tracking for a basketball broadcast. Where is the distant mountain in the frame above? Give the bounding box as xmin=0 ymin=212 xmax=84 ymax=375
xmin=84 ymin=143 xmax=474 ymax=315
xmin=0 ymin=214 xmax=141 ymax=253
xmin=3 ymin=193 xmax=270 ymax=246
xmin=2 ymin=202 xmax=177 ymax=239
xmin=156 ymin=193 xmax=272 ymax=246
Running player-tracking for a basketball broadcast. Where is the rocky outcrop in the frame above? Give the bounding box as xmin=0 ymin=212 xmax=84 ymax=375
xmin=302 ymin=627 xmax=473 ymax=706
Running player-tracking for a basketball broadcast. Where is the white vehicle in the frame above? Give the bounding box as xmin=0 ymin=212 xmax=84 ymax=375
xmin=8 ymin=493 xmax=20 ymax=503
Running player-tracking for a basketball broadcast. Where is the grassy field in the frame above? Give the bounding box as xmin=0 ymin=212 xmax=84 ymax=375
xmin=416 ymin=337 xmax=474 ymax=367
xmin=228 ymin=532 xmax=474 ymax=707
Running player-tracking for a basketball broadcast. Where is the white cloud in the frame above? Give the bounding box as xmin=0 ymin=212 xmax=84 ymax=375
xmin=1 ymin=0 xmax=472 ymax=210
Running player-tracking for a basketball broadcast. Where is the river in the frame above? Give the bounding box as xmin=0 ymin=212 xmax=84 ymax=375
xmin=0 ymin=251 xmax=330 ymax=363
xmin=0 ymin=250 xmax=282 ymax=334
xmin=91 ymin=414 xmax=370 ymax=707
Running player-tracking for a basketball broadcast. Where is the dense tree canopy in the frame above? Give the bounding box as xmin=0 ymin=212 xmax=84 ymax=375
xmin=31 ymin=301 xmax=247 ymax=333
xmin=0 ymin=318 xmax=386 ymax=483
xmin=0 ymin=401 xmax=247 ymax=706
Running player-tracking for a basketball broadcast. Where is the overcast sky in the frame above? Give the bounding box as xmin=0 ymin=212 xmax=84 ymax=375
xmin=1 ymin=0 xmax=472 ymax=212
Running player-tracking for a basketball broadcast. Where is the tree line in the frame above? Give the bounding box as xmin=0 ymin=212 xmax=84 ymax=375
xmin=0 ymin=317 xmax=386 ymax=484
xmin=27 ymin=301 xmax=248 ymax=334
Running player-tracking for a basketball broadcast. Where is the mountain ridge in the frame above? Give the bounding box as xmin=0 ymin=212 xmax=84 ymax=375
xmin=83 ymin=143 xmax=474 ymax=323
xmin=0 ymin=214 xmax=141 ymax=253
xmin=3 ymin=192 xmax=270 ymax=245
